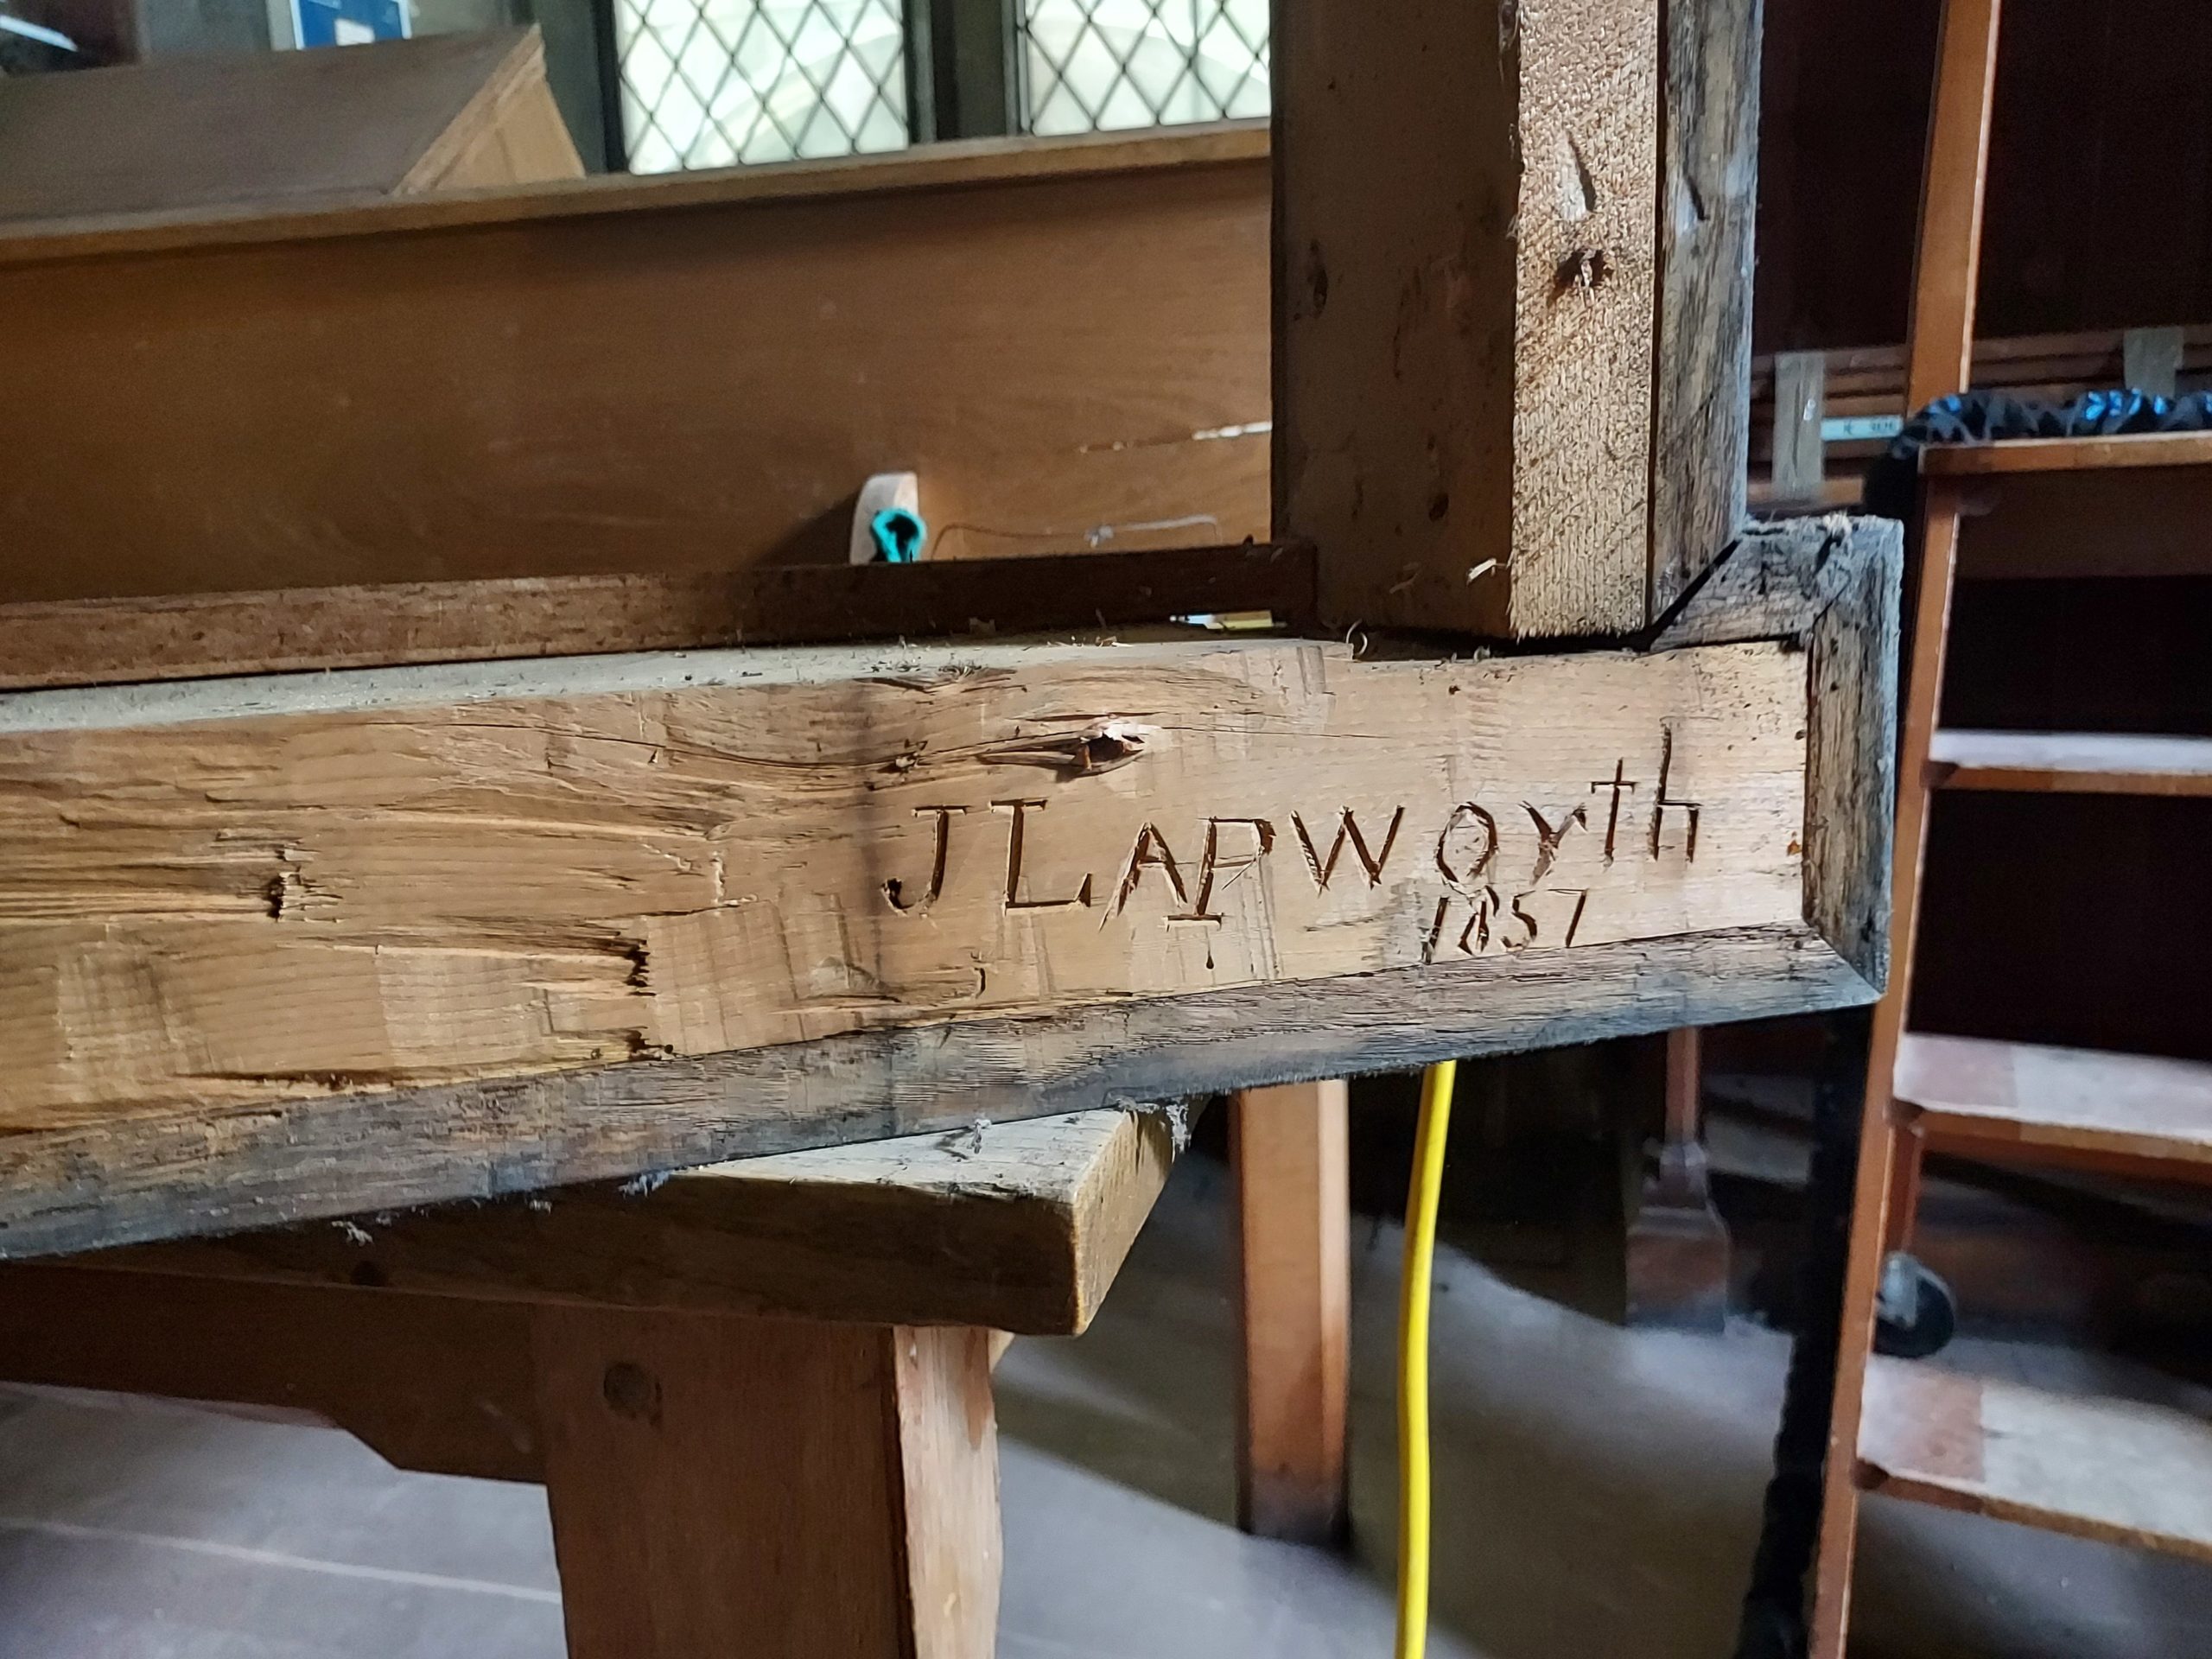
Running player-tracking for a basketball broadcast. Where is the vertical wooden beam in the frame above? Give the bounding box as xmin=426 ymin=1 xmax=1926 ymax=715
xmin=1231 ymin=1081 xmax=1351 ymax=1546
xmin=1808 ymin=485 xmax=1973 ymax=1659
xmin=1651 ymin=0 xmax=1764 ymax=613
xmin=1814 ymin=10 xmax=2005 ymax=1641
xmin=535 ymin=1308 xmax=1000 ymax=1659
xmin=1903 ymin=0 xmax=2005 ymax=414
xmin=1277 ymin=0 xmax=1662 ymax=639
xmin=1624 ymin=1027 xmax=1731 ymax=1330
xmin=1770 ymin=350 xmax=1829 ymax=505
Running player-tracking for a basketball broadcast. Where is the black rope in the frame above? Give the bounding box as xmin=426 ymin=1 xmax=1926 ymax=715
xmin=1732 ymin=1007 xmax=1871 ymax=1659
xmin=1865 ymin=387 xmax=2212 ymax=521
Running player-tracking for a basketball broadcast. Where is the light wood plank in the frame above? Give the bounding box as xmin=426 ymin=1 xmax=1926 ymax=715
xmin=1896 ymin=1034 xmax=2212 ymax=1173
xmin=1276 ymin=0 xmax=1662 ymax=638
xmin=1232 ymin=1081 xmax=1350 ymax=1544
xmin=535 ymin=1310 xmax=999 ymax=1659
xmin=1770 ymin=351 xmax=1828 ymax=502
xmin=0 ymin=636 xmax=1811 ymax=1133
xmin=86 ymin=1108 xmax=1178 ymax=1333
xmin=1859 ymin=1355 xmax=2212 ymax=1565
xmin=0 ymin=512 xmax=1902 ymax=1256
xmin=0 ymin=1268 xmax=543 ymax=1480
xmin=1927 ymin=729 xmax=2212 ymax=797
xmin=1921 ymin=429 xmax=2212 ymax=475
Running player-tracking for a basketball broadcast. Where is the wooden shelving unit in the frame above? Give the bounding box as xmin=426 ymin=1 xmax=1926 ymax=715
xmin=1896 ymin=1034 xmax=2212 ymax=1176
xmin=1810 ymin=3 xmax=2212 ymax=1652
xmin=1859 ymin=1356 xmax=2212 ymax=1566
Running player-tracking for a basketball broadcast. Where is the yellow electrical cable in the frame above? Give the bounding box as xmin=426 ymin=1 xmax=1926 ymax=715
xmin=1395 ymin=1058 xmax=1456 ymax=1659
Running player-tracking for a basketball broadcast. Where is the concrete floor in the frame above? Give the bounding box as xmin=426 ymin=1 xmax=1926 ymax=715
xmin=0 ymin=1154 xmax=2204 ymax=1658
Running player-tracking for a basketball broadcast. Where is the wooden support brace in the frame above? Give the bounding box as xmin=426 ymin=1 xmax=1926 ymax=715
xmin=1231 ymin=1080 xmax=1351 ymax=1545
xmin=1624 ymin=1026 xmax=1730 ymax=1331
xmin=1771 ymin=351 xmax=1829 ymax=505
xmin=0 ymin=1275 xmax=1001 ymax=1659
xmin=536 ymin=1310 xmax=999 ymax=1659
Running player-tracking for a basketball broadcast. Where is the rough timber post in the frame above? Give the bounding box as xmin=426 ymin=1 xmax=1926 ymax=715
xmin=1276 ymin=0 xmax=1757 ymax=639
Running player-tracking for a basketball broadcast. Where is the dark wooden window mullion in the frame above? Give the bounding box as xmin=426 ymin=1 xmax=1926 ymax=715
xmin=920 ymin=0 xmax=1017 ymax=139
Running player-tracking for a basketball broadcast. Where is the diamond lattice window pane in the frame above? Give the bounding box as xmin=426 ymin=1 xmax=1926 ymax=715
xmin=1020 ymin=0 xmax=1269 ymax=137
xmin=616 ymin=0 xmax=912 ymax=172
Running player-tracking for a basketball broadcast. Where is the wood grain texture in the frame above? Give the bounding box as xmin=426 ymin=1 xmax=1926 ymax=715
xmin=1858 ymin=1356 xmax=2212 ymax=1565
xmin=1811 ymin=485 xmax=1967 ymax=1659
xmin=0 ymin=637 xmax=1809 ymax=1128
xmin=1956 ymin=467 xmax=2212 ymax=581
xmin=1650 ymin=0 xmax=1762 ymax=613
xmin=398 ymin=37 xmax=584 ymax=195
xmin=0 ymin=135 xmax=1268 ymax=601
xmin=0 ymin=29 xmax=575 ymax=226
xmin=1902 ymin=0 xmax=2003 ymax=412
xmin=0 ymin=1268 xmax=543 ymax=1479
xmin=0 ymin=518 xmax=1893 ymax=1258
xmin=0 ymin=920 xmax=1868 ymax=1259
xmin=1276 ymin=0 xmax=1661 ymax=639
xmin=1651 ymin=513 xmax=1874 ymax=650
xmin=1926 ymin=729 xmax=2212 ymax=797
xmin=1921 ymin=429 xmax=2212 ymax=475
xmin=1650 ymin=509 xmax=1904 ymax=987
xmin=1770 ymin=350 xmax=1827 ymax=502
xmin=85 ymin=1109 xmax=1179 ymax=1332
xmin=0 ymin=544 xmax=1319 ymax=692
xmin=535 ymin=1309 xmax=999 ymax=1659
xmin=0 ymin=118 xmax=1268 ymax=261
xmin=1232 ymin=1080 xmax=1349 ymax=1545
xmin=1803 ymin=518 xmax=1903 ymax=989
xmin=1897 ymin=1034 xmax=2212 ymax=1173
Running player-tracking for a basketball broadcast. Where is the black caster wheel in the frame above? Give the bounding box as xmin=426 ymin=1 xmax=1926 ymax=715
xmin=1874 ymin=1250 xmax=1957 ymax=1359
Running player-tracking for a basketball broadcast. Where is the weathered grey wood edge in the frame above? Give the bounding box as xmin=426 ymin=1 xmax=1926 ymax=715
xmin=1650 ymin=0 xmax=1763 ymax=616
xmin=1650 ymin=512 xmax=1876 ymax=651
xmin=1650 ymin=512 xmax=1903 ymax=991
xmin=0 ymin=922 xmax=1869 ymax=1260
xmin=63 ymin=1109 xmax=1179 ymax=1336
xmin=1804 ymin=519 xmax=1903 ymax=988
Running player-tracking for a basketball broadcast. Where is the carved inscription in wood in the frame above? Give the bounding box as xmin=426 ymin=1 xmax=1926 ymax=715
xmin=0 ymin=638 xmax=1807 ymax=1125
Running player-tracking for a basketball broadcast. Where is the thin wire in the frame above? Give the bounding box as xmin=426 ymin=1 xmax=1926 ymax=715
xmin=1396 ymin=1058 xmax=1456 ymax=1659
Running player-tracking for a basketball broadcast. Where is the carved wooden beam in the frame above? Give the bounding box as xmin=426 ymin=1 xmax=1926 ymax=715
xmin=0 ymin=516 xmax=1893 ymax=1257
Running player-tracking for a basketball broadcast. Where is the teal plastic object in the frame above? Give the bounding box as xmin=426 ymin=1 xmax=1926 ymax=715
xmin=868 ymin=506 xmax=927 ymax=564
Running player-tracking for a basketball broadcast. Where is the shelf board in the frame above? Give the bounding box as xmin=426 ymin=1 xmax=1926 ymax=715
xmin=1927 ymin=730 xmax=2212 ymax=798
xmin=1921 ymin=430 xmax=2212 ymax=477
xmin=1895 ymin=1033 xmax=2212 ymax=1174
xmin=1859 ymin=1355 xmax=2212 ymax=1564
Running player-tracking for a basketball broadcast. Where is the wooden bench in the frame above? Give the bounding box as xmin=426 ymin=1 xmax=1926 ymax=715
xmin=0 ymin=1106 xmax=1178 ymax=1656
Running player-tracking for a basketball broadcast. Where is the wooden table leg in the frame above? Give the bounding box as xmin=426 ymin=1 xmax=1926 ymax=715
xmin=1624 ymin=1027 xmax=1732 ymax=1331
xmin=1230 ymin=1079 xmax=1351 ymax=1546
xmin=533 ymin=1307 xmax=1000 ymax=1659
